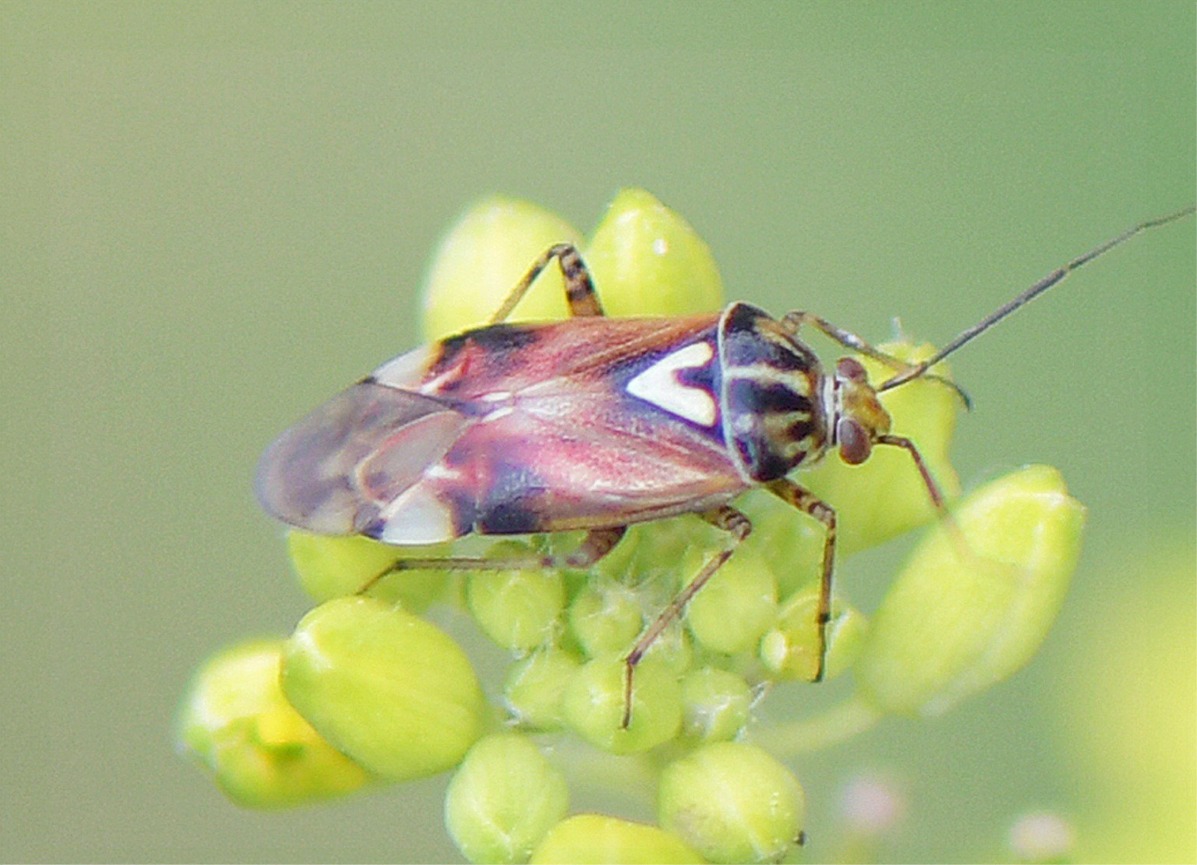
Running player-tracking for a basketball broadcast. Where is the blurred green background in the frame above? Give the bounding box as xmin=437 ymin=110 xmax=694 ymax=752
xmin=2 ymin=3 xmax=1193 ymax=861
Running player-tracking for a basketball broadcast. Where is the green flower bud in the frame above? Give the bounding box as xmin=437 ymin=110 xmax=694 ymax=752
xmin=802 ymin=343 xmax=962 ymax=555
xmin=679 ymin=667 xmax=753 ymax=742
xmin=282 ymin=596 xmax=487 ymax=779
xmin=583 ymin=187 xmax=724 ymax=317
xmin=177 ymin=639 xmax=370 ymax=808
xmin=681 ymin=541 xmax=777 ymax=656
xmin=286 ymin=530 xmax=450 ymax=610
xmin=466 ymin=543 xmax=566 ymax=652
xmin=758 ymin=583 xmax=867 ymax=681
xmin=637 ymin=616 xmax=694 ymax=677
xmin=856 ymin=465 xmax=1084 ymax=717
xmin=422 ymin=196 xmax=583 ymax=340
xmin=630 ymin=515 xmax=715 ymax=573
xmin=503 ymin=648 xmax=583 ymax=731
xmin=568 ymin=580 xmax=644 ymax=659
xmin=530 ymin=814 xmax=704 ymax=864
xmin=562 ymin=655 xmax=682 ymax=754
xmin=572 ymin=528 xmax=698 ymax=674
xmin=444 ymin=732 xmax=569 ymax=864
xmin=287 ymin=530 xmax=395 ymax=602
xmin=658 ymin=742 xmax=805 ymax=864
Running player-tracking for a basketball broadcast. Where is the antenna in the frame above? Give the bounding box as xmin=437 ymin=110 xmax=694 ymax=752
xmin=878 ymin=205 xmax=1195 ymax=393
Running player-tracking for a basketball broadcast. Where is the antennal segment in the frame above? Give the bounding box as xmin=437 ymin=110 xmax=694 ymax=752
xmin=878 ymin=205 xmax=1195 ymax=393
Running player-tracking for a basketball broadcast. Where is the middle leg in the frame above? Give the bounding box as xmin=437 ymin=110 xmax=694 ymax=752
xmin=621 ymin=505 xmax=752 ymax=728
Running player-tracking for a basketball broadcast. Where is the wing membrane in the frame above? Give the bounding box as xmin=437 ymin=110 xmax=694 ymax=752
xmin=254 ymin=381 xmax=470 ymax=536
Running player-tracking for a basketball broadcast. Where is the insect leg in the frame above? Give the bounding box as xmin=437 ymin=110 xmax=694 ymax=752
xmin=780 ymin=310 xmax=967 ymax=405
xmin=557 ymin=525 xmax=628 ymax=569
xmin=875 ymin=433 xmax=971 ymax=561
xmin=621 ymin=505 xmax=753 ymax=728
xmin=764 ymin=478 xmax=836 ymax=682
xmin=357 ymin=526 xmax=627 ymax=593
xmin=780 ymin=310 xmax=915 ymax=371
xmin=488 ymin=243 xmax=605 ymax=324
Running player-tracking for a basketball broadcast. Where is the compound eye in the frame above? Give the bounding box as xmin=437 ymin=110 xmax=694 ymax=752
xmin=836 ymin=357 xmax=867 ymax=382
xmin=837 ymin=417 xmax=872 ymax=465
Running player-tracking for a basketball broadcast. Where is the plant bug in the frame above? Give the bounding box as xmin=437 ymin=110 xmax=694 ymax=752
xmin=256 ymin=204 xmax=1193 ymax=728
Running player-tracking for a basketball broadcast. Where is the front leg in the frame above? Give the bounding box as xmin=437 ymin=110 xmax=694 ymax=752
xmin=765 ymin=478 xmax=836 ymax=682
xmin=780 ymin=310 xmax=915 ymax=372
xmin=780 ymin=310 xmax=969 ymax=407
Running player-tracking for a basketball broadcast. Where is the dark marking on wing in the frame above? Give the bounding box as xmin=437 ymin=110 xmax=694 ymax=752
xmin=439 ymin=323 xmax=540 ymax=367
xmin=474 ymin=458 xmax=552 ymax=534
xmin=675 ymin=350 xmax=718 ymax=393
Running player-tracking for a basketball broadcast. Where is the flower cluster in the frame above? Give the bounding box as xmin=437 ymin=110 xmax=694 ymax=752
xmin=178 ymin=190 xmax=1084 ymax=863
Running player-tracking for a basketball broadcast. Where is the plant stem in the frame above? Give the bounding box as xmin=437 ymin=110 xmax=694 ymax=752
xmin=754 ymin=695 xmax=882 ymax=757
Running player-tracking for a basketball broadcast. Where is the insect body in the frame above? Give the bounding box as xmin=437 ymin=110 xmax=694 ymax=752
xmin=256 ymin=207 xmax=1193 ymax=725
xmin=256 ymin=304 xmax=890 ymax=546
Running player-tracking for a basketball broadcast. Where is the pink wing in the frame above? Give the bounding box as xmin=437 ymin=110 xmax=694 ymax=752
xmin=256 ymin=314 xmax=747 ymax=545
xmin=428 ymin=381 xmax=746 ymax=537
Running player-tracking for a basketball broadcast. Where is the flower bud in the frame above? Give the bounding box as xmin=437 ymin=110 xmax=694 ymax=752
xmin=802 ymin=343 xmax=962 ymax=555
xmin=568 ymin=580 xmax=644 ymax=659
xmin=679 ymin=667 xmax=753 ymax=742
xmin=562 ymin=655 xmax=682 ymax=754
xmin=530 ymin=814 xmax=704 ymax=864
xmin=758 ymin=583 xmax=866 ymax=681
xmin=445 ymin=732 xmax=569 ymax=864
xmin=466 ymin=543 xmax=566 ymax=652
xmin=177 ymin=639 xmax=370 ymax=808
xmin=583 ymin=187 xmax=724 ymax=317
xmin=503 ymin=648 xmax=583 ymax=731
xmin=422 ymin=196 xmax=583 ymax=339
xmin=636 ymin=616 xmax=694 ymax=676
xmin=286 ymin=530 xmax=450 ymax=609
xmin=282 ymin=596 xmax=487 ymax=779
xmin=681 ymin=541 xmax=777 ymax=657
xmin=856 ymin=465 xmax=1084 ymax=716
xmin=658 ymin=742 xmax=805 ymax=864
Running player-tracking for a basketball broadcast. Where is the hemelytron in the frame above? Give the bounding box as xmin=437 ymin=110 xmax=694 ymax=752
xmin=256 ymin=205 xmax=1194 ymax=727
